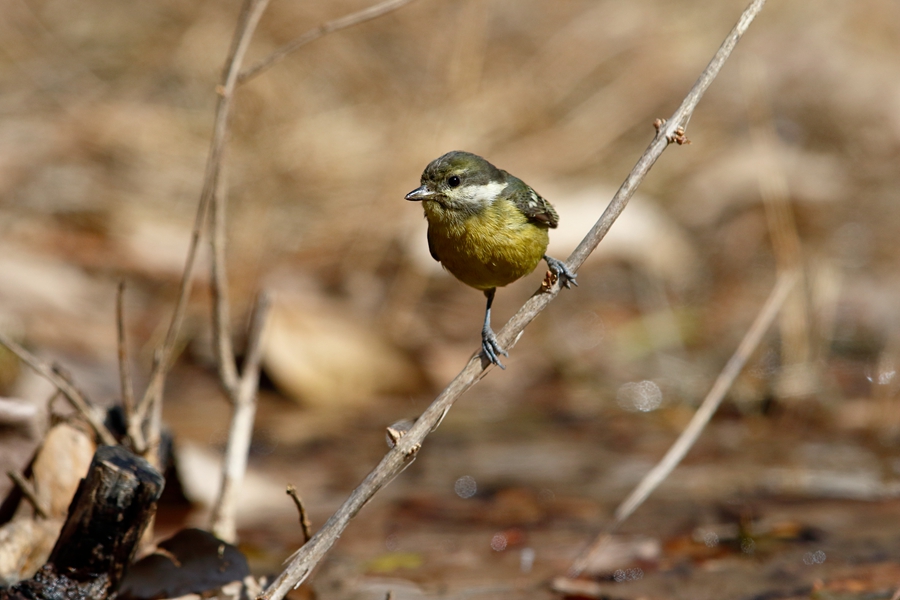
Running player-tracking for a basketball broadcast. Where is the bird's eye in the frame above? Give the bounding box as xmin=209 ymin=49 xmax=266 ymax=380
xmin=447 ymin=175 xmax=461 ymax=188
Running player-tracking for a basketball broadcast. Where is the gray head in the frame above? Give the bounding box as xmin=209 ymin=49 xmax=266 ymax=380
xmin=405 ymin=151 xmax=507 ymax=211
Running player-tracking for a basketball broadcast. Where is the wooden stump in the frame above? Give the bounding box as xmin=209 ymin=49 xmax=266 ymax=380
xmin=2 ymin=445 xmax=164 ymax=600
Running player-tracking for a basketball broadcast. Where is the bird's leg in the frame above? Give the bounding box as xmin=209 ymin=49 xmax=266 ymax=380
xmin=543 ymin=255 xmax=578 ymax=289
xmin=481 ymin=288 xmax=508 ymax=369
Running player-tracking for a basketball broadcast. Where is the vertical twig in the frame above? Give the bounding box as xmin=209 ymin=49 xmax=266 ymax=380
xmin=235 ymin=293 xmax=271 ymax=406
xmin=202 ymin=0 xmax=274 ymax=544
xmin=143 ymin=348 xmax=165 ymax=467
xmin=206 ymin=0 xmax=417 ymax=545
xmin=131 ymin=0 xmax=272 ymax=456
xmin=209 ymin=292 xmax=271 ymax=542
xmin=211 ymin=169 xmax=239 ymax=395
xmin=286 ymin=485 xmax=313 ymax=544
xmin=117 ymin=282 xmax=137 ymax=439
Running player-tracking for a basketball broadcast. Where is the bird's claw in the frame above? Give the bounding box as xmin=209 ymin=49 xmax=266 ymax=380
xmin=481 ymin=327 xmax=508 ymax=369
xmin=543 ymin=255 xmax=578 ymax=290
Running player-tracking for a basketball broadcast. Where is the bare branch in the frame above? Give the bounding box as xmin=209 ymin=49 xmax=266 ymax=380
xmin=567 ymin=0 xmax=766 ymax=275
xmin=116 ymin=282 xmax=137 ymax=439
xmin=236 ymin=291 xmax=271 ymax=404
xmin=209 ymin=292 xmax=271 ymax=542
xmin=206 ymin=0 xmax=419 ymax=548
xmin=566 ymin=270 xmax=798 ymax=578
xmin=260 ymin=1 xmax=767 ymax=597
xmin=133 ymin=0 xmax=271 ymax=445
xmin=0 ymin=331 xmax=116 ymax=446
xmin=144 ymin=348 xmax=165 ymax=467
xmin=238 ymin=0 xmax=417 ymax=84
xmin=211 ymin=165 xmax=240 ymax=395
xmin=207 ymin=15 xmax=273 ymax=537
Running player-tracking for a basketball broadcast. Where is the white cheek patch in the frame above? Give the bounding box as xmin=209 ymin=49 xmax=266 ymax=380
xmin=459 ymin=181 xmax=508 ymax=207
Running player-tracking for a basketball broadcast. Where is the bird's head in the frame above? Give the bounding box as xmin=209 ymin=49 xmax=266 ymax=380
xmin=405 ymin=151 xmax=508 ymax=215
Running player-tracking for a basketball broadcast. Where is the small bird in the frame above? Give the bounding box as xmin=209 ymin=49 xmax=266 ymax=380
xmin=406 ymin=151 xmax=576 ymax=368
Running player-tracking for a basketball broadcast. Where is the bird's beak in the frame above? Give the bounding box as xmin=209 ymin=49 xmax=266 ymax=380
xmin=405 ymin=186 xmax=434 ymax=202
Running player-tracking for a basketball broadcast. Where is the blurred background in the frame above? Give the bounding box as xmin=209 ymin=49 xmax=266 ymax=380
xmin=2 ymin=0 xmax=900 ymax=598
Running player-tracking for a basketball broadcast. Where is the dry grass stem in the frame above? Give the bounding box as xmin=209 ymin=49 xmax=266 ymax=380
xmin=236 ymin=293 xmax=271 ymax=403
xmin=238 ymin=0 xmax=418 ymax=84
xmin=0 ymin=331 xmax=116 ymax=446
xmin=567 ymin=270 xmax=798 ymax=578
xmin=260 ymin=1 xmax=768 ymax=597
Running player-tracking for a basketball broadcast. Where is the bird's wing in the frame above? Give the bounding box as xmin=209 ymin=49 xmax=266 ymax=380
xmin=505 ymin=174 xmax=559 ymax=228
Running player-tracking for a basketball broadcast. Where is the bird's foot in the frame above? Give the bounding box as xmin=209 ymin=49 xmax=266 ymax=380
xmin=481 ymin=327 xmax=508 ymax=369
xmin=543 ymin=255 xmax=578 ymax=290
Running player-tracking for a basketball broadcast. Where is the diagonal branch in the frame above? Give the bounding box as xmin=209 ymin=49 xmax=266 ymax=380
xmin=8 ymin=470 xmax=49 ymax=519
xmin=566 ymin=270 xmax=797 ymax=578
xmin=0 ymin=331 xmax=116 ymax=446
xmin=238 ymin=0 xmax=418 ymax=84
xmin=260 ymin=1 xmax=768 ymax=598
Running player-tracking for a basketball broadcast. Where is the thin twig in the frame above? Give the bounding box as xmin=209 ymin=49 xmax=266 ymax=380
xmin=238 ymin=0 xmax=418 ymax=84
xmin=0 ymin=331 xmax=116 ymax=446
xmin=204 ymin=4 xmax=272 ymax=543
xmin=286 ymin=484 xmax=313 ymax=543
xmin=211 ymin=169 xmax=239 ymax=395
xmin=236 ymin=292 xmax=271 ymax=404
xmin=208 ymin=0 xmax=416 ymax=545
xmin=132 ymin=0 xmax=271 ymax=454
xmin=567 ymin=270 xmax=798 ymax=577
xmin=260 ymin=2 xmax=767 ymax=598
xmin=7 ymin=471 xmax=48 ymax=519
xmin=209 ymin=292 xmax=271 ymax=542
xmin=208 ymin=153 xmax=267 ymax=543
xmin=144 ymin=348 xmax=165 ymax=467
xmin=117 ymin=282 xmax=137 ymax=436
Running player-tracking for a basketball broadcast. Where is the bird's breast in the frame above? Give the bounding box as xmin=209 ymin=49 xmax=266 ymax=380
xmin=423 ymin=199 xmax=549 ymax=290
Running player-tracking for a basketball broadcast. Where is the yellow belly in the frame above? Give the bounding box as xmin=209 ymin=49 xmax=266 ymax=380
xmin=425 ymin=200 xmax=549 ymax=290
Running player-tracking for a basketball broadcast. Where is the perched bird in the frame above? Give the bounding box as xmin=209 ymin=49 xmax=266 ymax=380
xmin=406 ymin=151 xmax=576 ymax=368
